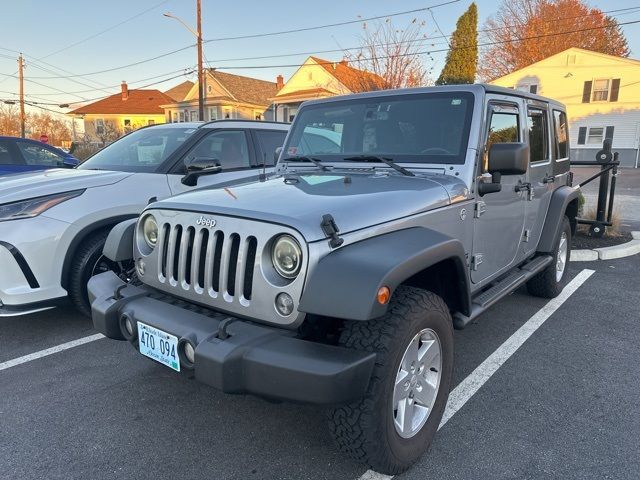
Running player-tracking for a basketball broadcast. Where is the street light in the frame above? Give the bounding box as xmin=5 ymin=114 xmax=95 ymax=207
xmin=163 ymin=1 xmax=204 ymax=121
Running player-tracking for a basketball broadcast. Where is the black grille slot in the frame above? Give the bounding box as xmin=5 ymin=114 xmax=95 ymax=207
xmin=172 ymin=225 xmax=182 ymax=281
xmin=243 ymin=236 xmax=257 ymax=300
xmin=160 ymin=223 xmax=170 ymax=277
xmin=211 ymin=231 xmax=224 ymax=293
xmin=227 ymin=234 xmax=241 ymax=296
xmin=184 ymin=227 xmax=195 ymax=285
xmin=197 ymin=229 xmax=209 ymax=289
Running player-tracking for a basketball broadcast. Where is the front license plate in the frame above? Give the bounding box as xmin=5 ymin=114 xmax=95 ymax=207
xmin=137 ymin=322 xmax=180 ymax=372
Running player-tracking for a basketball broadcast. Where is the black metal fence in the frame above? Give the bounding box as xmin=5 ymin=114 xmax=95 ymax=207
xmin=571 ymin=138 xmax=619 ymax=238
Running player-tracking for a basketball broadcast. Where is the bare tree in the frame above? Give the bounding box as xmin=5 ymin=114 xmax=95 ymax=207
xmin=0 ymin=103 xmax=21 ymax=136
xmin=28 ymin=112 xmax=72 ymax=146
xmin=344 ymin=18 xmax=432 ymax=91
xmin=479 ymin=0 xmax=630 ymax=81
xmin=95 ymin=120 xmax=121 ymax=146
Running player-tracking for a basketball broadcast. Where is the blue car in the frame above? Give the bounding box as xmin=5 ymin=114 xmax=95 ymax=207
xmin=0 ymin=136 xmax=79 ymax=175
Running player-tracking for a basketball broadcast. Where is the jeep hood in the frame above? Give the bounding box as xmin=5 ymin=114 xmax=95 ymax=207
xmin=153 ymin=172 xmax=469 ymax=241
xmin=0 ymin=168 xmax=132 ymax=204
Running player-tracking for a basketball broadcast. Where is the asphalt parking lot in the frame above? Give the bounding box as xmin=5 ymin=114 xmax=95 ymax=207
xmin=1 ymin=256 xmax=639 ymax=480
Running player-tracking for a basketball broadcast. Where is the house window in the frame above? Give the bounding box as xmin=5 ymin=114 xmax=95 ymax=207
xmin=516 ymin=83 xmax=538 ymax=94
xmin=124 ymin=119 xmax=131 ymax=127
xmin=566 ymin=54 xmax=576 ymax=65
xmin=148 ymin=119 xmax=155 ymax=126
xmin=207 ymin=85 xmax=213 ymax=94
xmin=172 ymin=112 xmax=178 ymax=123
xmin=587 ymin=127 xmax=604 ymax=144
xmin=190 ymin=111 xmax=199 ymax=122
xmin=209 ymin=108 xmax=218 ymax=121
xmin=179 ymin=111 xmax=185 ymax=122
xmin=95 ymin=118 xmax=105 ymax=135
xmin=592 ymin=79 xmax=610 ymax=101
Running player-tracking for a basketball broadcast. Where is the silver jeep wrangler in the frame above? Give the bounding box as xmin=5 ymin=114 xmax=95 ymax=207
xmin=89 ymin=85 xmax=578 ymax=474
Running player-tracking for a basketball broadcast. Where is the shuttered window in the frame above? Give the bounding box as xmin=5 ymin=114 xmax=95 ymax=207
xmin=610 ymin=79 xmax=621 ymax=102
xmin=582 ymin=81 xmax=592 ymax=103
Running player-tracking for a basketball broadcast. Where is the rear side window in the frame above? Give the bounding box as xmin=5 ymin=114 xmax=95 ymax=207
xmin=553 ymin=110 xmax=568 ymax=159
xmin=528 ymin=109 xmax=549 ymax=162
xmin=16 ymin=141 xmax=64 ymax=166
xmin=254 ymin=130 xmax=287 ymax=165
xmin=0 ymin=142 xmax=20 ymax=165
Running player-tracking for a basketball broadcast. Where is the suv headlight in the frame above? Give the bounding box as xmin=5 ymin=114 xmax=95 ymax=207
xmin=271 ymin=235 xmax=302 ymax=279
xmin=0 ymin=190 xmax=84 ymax=222
xmin=141 ymin=214 xmax=158 ymax=248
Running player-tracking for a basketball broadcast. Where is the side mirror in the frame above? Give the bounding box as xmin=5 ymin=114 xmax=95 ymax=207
xmin=274 ymin=146 xmax=283 ymax=164
xmin=478 ymin=143 xmax=529 ymax=196
xmin=181 ymin=157 xmax=222 ymax=186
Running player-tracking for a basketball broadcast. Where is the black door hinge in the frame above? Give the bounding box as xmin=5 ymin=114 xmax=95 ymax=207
xmin=321 ymin=214 xmax=344 ymax=248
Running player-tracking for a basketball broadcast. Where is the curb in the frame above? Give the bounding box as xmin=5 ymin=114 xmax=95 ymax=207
xmin=571 ymin=231 xmax=640 ymax=262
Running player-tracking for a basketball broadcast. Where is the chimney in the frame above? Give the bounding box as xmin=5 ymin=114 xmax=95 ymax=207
xmin=340 ymin=59 xmax=348 ymax=66
xmin=121 ymin=81 xmax=128 ymax=101
xmin=276 ymin=74 xmax=284 ymax=91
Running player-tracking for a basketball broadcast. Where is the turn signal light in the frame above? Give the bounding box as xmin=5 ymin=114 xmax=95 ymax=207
xmin=377 ymin=286 xmax=391 ymax=305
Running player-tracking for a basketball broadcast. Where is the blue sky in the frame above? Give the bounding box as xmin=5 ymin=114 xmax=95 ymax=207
xmin=1 ymin=0 xmax=638 ymax=116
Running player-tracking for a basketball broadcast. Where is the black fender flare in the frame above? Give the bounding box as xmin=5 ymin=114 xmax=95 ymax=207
xmin=298 ymin=227 xmax=470 ymax=321
xmin=103 ymin=218 xmax=137 ymax=262
xmin=537 ymin=186 xmax=579 ymax=253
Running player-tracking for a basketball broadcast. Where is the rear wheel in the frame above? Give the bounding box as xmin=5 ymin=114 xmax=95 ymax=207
xmin=68 ymin=231 xmax=133 ymax=317
xmin=327 ymin=287 xmax=453 ymax=475
xmin=527 ymin=215 xmax=572 ymax=298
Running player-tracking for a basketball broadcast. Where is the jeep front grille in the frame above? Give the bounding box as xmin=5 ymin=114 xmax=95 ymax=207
xmin=158 ymin=223 xmax=258 ymax=302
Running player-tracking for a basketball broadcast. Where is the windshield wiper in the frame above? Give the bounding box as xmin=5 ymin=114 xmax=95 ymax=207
xmin=343 ymin=155 xmax=415 ymax=177
xmin=281 ymin=155 xmax=330 ymax=171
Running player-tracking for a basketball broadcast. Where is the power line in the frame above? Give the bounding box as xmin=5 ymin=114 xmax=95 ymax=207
xmin=37 ymin=0 xmax=172 ymax=60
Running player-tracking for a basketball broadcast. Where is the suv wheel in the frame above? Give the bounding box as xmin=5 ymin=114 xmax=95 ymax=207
xmin=68 ymin=231 xmax=133 ymax=317
xmin=527 ymin=215 xmax=572 ymax=298
xmin=327 ymin=287 xmax=453 ymax=475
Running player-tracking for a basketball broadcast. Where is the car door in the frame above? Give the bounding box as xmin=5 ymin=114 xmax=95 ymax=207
xmin=522 ymin=104 xmax=555 ymax=256
xmin=166 ymin=128 xmax=274 ymax=195
xmin=471 ymin=97 xmax=527 ymax=284
xmin=15 ymin=140 xmax=67 ymax=171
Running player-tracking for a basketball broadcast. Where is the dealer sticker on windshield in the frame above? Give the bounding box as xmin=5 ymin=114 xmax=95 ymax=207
xmin=138 ymin=322 xmax=180 ymax=372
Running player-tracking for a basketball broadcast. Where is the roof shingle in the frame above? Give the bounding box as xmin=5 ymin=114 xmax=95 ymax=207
xmin=209 ymin=70 xmax=277 ymax=106
xmin=69 ymin=89 xmax=175 ymax=115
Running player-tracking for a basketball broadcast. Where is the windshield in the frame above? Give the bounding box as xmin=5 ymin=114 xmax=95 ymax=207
xmin=283 ymin=92 xmax=474 ymax=165
xmin=78 ymin=126 xmax=198 ymax=172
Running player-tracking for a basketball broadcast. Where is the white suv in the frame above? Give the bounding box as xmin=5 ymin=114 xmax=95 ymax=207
xmin=0 ymin=120 xmax=288 ymax=317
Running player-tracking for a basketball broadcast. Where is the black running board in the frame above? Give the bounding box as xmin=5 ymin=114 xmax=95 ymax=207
xmin=453 ymin=255 xmax=553 ymax=329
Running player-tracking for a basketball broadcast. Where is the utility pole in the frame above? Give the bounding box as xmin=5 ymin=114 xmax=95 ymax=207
xmin=196 ymin=0 xmax=204 ymax=121
xmin=18 ymin=54 xmax=25 ymax=138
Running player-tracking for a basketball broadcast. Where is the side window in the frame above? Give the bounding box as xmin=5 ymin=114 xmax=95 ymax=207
xmin=553 ymin=110 xmax=568 ymax=159
xmin=254 ymin=130 xmax=287 ymax=165
xmin=186 ymin=130 xmax=250 ymax=170
xmin=0 ymin=141 xmax=21 ymax=165
xmin=16 ymin=142 xmax=64 ymax=166
xmin=527 ymin=109 xmax=549 ymax=162
xmin=485 ymin=109 xmax=519 ymax=173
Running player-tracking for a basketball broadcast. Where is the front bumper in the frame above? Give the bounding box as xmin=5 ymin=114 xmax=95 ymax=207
xmin=89 ymin=272 xmax=376 ymax=405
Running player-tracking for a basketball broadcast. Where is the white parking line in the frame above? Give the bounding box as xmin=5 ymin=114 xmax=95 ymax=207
xmin=0 ymin=333 xmax=104 ymax=372
xmin=358 ymin=268 xmax=595 ymax=480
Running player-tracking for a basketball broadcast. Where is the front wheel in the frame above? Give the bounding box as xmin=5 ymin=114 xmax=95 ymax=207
xmin=68 ymin=231 xmax=133 ymax=317
xmin=327 ymin=287 xmax=454 ymax=475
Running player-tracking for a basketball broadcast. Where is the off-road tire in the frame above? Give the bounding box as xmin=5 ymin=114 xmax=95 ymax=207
xmin=527 ymin=216 xmax=572 ymax=298
xmin=327 ymin=286 xmax=454 ymax=475
xmin=68 ymin=230 xmax=110 ymax=317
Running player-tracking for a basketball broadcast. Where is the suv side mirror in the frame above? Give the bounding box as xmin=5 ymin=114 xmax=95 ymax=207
xmin=478 ymin=143 xmax=529 ymax=196
xmin=274 ymin=146 xmax=283 ymax=164
xmin=181 ymin=157 xmax=222 ymax=186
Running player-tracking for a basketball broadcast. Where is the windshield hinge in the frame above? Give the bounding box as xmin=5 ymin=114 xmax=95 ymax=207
xmin=320 ymin=214 xmax=344 ymax=249
xmin=474 ymin=201 xmax=486 ymax=218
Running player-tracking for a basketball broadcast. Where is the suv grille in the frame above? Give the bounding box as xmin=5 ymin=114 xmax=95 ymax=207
xmin=158 ymin=223 xmax=258 ymax=302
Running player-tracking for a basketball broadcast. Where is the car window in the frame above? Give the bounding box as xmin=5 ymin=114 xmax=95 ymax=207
xmin=0 ymin=141 xmax=21 ymax=165
xmin=528 ymin=109 xmax=549 ymax=162
xmin=185 ymin=130 xmax=250 ymax=170
xmin=284 ymin=92 xmax=474 ymax=165
xmin=254 ymin=130 xmax=287 ymax=165
xmin=16 ymin=141 xmax=63 ymax=166
xmin=78 ymin=127 xmax=197 ymax=173
xmin=553 ymin=110 xmax=568 ymax=159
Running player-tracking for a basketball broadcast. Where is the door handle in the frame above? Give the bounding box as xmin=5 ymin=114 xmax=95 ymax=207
xmin=514 ymin=181 xmax=531 ymax=193
xmin=542 ymin=175 xmax=555 ymax=184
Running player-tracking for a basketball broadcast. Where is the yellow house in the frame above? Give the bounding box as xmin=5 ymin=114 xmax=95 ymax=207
xmin=68 ymin=82 xmax=172 ymax=144
xmin=272 ymin=56 xmax=383 ymax=122
xmin=162 ymin=70 xmax=277 ymax=123
xmin=491 ymin=47 xmax=640 ymax=167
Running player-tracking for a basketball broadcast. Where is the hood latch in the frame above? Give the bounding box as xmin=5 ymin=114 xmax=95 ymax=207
xmin=321 ymin=214 xmax=344 ymax=248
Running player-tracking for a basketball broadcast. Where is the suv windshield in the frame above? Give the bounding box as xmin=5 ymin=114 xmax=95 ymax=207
xmin=283 ymin=92 xmax=474 ymax=165
xmin=78 ymin=126 xmax=198 ymax=172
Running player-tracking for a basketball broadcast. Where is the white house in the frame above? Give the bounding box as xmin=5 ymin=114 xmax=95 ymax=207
xmin=491 ymin=47 xmax=640 ymax=167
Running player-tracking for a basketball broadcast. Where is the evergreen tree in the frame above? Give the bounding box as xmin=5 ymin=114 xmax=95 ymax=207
xmin=436 ymin=3 xmax=478 ymax=85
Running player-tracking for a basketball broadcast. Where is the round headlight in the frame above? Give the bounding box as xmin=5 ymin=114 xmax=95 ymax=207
xmin=142 ymin=214 xmax=158 ymax=248
xmin=272 ymin=235 xmax=302 ymax=279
